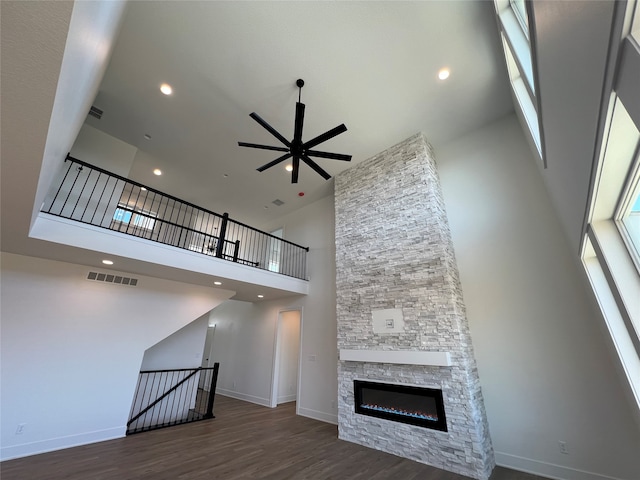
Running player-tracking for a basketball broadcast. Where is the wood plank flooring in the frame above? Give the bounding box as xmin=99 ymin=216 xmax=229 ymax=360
xmin=1 ymin=395 xmax=548 ymax=480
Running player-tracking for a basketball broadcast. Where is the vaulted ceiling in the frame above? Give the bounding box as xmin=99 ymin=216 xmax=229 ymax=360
xmin=83 ymin=1 xmax=513 ymax=227
xmin=1 ymin=1 xmax=513 ymax=296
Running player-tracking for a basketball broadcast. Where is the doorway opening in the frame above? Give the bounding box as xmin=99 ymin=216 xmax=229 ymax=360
xmin=270 ymin=308 xmax=302 ymax=410
xmin=199 ymin=322 xmax=216 ymax=390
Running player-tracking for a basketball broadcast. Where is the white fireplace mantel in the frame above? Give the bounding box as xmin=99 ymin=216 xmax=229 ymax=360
xmin=339 ymin=349 xmax=452 ymax=367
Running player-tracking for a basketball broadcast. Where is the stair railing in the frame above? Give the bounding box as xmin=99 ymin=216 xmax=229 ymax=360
xmin=126 ymin=363 xmax=219 ymax=435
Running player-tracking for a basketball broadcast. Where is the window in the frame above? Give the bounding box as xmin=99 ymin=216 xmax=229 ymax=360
xmin=113 ymin=207 xmax=132 ymax=223
xmin=113 ymin=205 xmax=156 ymax=230
xmin=618 ymin=155 xmax=640 ymax=268
xmin=501 ymin=33 xmax=541 ymax=155
xmin=582 ymin=4 xmax=640 ymax=415
xmin=510 ymin=0 xmax=529 ymax=37
xmin=494 ymin=0 xmax=543 ymax=164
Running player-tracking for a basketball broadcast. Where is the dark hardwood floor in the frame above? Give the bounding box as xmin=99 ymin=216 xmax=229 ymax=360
xmin=1 ymin=395 xmax=548 ymax=480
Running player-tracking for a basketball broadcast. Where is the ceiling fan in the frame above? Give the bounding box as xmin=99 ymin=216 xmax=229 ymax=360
xmin=238 ymin=79 xmax=351 ymax=183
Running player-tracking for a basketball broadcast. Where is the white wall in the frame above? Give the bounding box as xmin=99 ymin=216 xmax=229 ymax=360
xmin=277 ymin=310 xmax=301 ymax=404
xmin=0 ymin=252 xmax=232 ymax=461
xmin=436 ymin=114 xmax=640 ymax=480
xmin=70 ymin=124 xmax=138 ymax=177
xmin=141 ymin=312 xmax=209 ymax=371
xmin=208 ymin=195 xmax=338 ymax=423
xmin=263 ymin=195 xmax=338 ymax=423
xmin=208 ymin=300 xmax=282 ymax=407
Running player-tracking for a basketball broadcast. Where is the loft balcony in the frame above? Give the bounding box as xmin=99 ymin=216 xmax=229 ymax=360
xmin=36 ymin=155 xmax=309 ymax=291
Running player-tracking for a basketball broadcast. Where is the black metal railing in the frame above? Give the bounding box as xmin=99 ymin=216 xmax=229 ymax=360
xmin=127 ymin=363 xmax=219 ymax=435
xmin=41 ymin=155 xmax=309 ymax=279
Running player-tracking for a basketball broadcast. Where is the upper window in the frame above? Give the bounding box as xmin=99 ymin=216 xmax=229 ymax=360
xmin=495 ymin=0 xmax=543 ymax=164
xmin=581 ymin=2 xmax=640 ymax=416
xmin=113 ymin=205 xmax=156 ymax=230
xmin=510 ymin=0 xmax=529 ymax=37
xmin=501 ymin=34 xmax=541 ymax=155
xmin=618 ymin=153 xmax=640 ymax=268
xmin=632 ymin=2 xmax=640 ymax=42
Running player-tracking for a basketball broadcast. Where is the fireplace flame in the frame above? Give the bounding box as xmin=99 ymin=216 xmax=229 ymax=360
xmin=361 ymin=403 xmax=438 ymax=422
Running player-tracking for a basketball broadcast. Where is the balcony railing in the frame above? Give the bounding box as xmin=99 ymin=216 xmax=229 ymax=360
xmin=41 ymin=155 xmax=309 ymax=280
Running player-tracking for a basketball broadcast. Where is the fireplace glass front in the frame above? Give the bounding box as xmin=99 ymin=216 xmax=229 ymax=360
xmin=353 ymin=380 xmax=447 ymax=431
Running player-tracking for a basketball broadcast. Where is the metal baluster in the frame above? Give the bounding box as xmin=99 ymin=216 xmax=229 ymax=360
xmin=99 ymin=178 xmax=118 ymax=227
xmin=76 ymin=168 xmax=96 ymax=221
xmin=45 ymin=159 xmax=73 ymax=214
xmin=89 ymin=171 xmax=107 ymax=224
xmin=204 ymin=363 xmax=219 ymax=419
xmin=138 ymin=372 xmax=153 ymax=432
xmin=59 ymin=163 xmax=85 ymax=217
xmin=69 ymin=169 xmax=92 ymax=220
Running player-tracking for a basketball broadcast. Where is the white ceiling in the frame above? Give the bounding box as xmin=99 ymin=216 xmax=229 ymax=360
xmin=1 ymin=0 xmax=513 ymax=299
xmin=84 ymin=1 xmax=514 ymax=227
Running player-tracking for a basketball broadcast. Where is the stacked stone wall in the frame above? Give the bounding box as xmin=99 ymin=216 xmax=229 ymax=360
xmin=335 ymin=133 xmax=494 ymax=480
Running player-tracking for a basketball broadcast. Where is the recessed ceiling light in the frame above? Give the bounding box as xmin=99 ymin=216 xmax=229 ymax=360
xmin=102 ymin=260 xmax=114 ymax=265
xmin=223 ymin=174 xmax=229 ymax=178
xmin=160 ymin=83 xmax=173 ymax=95
xmin=438 ymin=68 xmax=450 ymax=80
xmin=285 ymin=164 xmax=293 ymax=172
xmin=153 ymin=169 xmax=162 ymax=176
xmin=144 ymin=133 xmax=152 ymax=140
xmin=257 ymin=294 xmax=264 ymax=298
xmin=214 ymin=281 xmax=222 ymax=286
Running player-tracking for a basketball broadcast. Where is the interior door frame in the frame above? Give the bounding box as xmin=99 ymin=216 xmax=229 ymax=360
xmin=270 ymin=307 xmax=303 ymax=412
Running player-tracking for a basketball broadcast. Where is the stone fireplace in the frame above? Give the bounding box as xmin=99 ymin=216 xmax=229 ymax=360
xmin=335 ymin=134 xmax=495 ymax=480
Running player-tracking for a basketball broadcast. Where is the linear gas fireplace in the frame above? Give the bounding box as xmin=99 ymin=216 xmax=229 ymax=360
xmin=354 ymin=380 xmax=447 ymax=432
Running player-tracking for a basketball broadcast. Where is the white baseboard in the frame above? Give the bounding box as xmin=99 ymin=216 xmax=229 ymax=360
xmin=216 ymin=388 xmax=271 ymax=407
xmin=495 ymin=452 xmax=627 ymax=480
xmin=0 ymin=426 xmax=125 ymax=462
xmin=277 ymin=394 xmax=297 ymax=404
xmin=297 ymin=406 xmax=338 ymax=425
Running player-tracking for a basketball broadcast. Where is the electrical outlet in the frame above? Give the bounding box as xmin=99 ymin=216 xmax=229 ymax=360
xmin=232 ymin=381 xmax=236 ymax=389
xmin=15 ymin=424 xmax=26 ymax=435
xmin=331 ymin=400 xmax=336 ymax=410
xmin=558 ymin=441 xmax=568 ymax=454
xmin=308 ymin=354 xmax=316 ymax=362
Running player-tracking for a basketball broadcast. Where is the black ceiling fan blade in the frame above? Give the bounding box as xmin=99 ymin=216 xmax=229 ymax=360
xmin=302 ymin=155 xmax=331 ymax=180
xmin=303 ymin=124 xmax=347 ymax=150
xmin=294 ymin=102 xmax=305 ymax=143
xmin=238 ymin=142 xmax=290 ymax=153
xmin=292 ymin=157 xmax=300 ymax=183
xmin=306 ymin=149 xmax=352 ymax=162
xmin=256 ymin=152 xmax=292 ymax=172
xmin=249 ymin=112 xmax=291 ymax=147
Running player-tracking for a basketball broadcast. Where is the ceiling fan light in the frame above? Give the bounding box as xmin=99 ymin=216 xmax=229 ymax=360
xmin=285 ymin=164 xmax=293 ymax=172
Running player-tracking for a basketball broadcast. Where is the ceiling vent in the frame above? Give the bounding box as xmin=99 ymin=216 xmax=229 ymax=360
xmin=88 ymin=105 xmax=103 ymax=120
xmin=272 ymin=199 xmax=285 ymax=206
xmin=87 ymin=271 xmax=138 ymax=286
